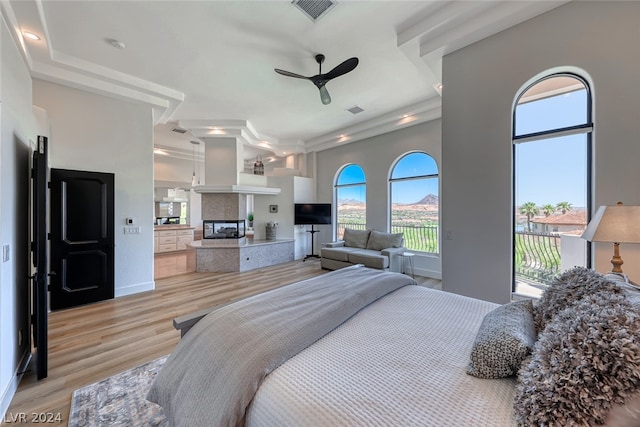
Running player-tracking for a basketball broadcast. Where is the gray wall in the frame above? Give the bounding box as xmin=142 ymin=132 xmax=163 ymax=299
xmin=33 ymin=79 xmax=156 ymax=297
xmin=316 ymin=120 xmax=442 ymax=278
xmin=442 ymin=1 xmax=640 ymax=303
xmin=0 ymin=16 xmax=36 ymax=416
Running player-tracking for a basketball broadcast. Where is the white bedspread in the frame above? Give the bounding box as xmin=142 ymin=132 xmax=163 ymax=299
xmin=246 ymin=286 xmax=517 ymax=426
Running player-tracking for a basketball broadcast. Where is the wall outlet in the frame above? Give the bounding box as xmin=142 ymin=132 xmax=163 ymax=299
xmin=123 ymin=226 xmax=141 ymax=234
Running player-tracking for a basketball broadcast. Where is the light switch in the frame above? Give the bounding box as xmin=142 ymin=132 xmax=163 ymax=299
xmin=2 ymin=245 xmax=9 ymax=262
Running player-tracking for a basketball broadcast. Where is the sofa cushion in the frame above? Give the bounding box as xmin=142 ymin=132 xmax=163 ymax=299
xmin=320 ymin=246 xmax=361 ymax=262
xmin=348 ymin=250 xmax=389 ymax=269
xmin=366 ymin=230 xmax=403 ymax=251
xmin=343 ymin=228 xmax=370 ymax=249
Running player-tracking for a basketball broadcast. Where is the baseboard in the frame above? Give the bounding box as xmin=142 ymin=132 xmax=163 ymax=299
xmin=115 ymin=280 xmax=155 ymax=298
xmin=414 ymin=267 xmax=442 ymax=280
xmin=0 ymin=351 xmax=31 ymax=421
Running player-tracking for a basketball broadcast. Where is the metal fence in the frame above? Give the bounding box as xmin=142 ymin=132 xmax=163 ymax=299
xmin=336 ymin=222 xmax=439 ymax=254
xmin=514 ymin=231 xmax=561 ymax=286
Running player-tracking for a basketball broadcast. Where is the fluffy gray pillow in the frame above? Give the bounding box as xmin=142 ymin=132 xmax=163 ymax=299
xmin=467 ymin=300 xmax=536 ymax=379
xmin=515 ymin=291 xmax=640 ymax=426
xmin=534 ymin=267 xmax=623 ymax=333
xmin=343 ymin=228 xmax=370 ymax=249
xmin=366 ymin=230 xmax=403 ymax=251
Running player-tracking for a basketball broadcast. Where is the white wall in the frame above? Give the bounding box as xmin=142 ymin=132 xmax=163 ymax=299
xmin=32 ymin=79 xmax=156 ymax=297
xmin=0 ymin=14 xmax=36 ymax=418
xmin=154 ymin=154 xmax=194 ymax=186
xmin=315 ymin=121 xmax=442 ymax=278
xmin=441 ymin=1 xmax=640 ymax=303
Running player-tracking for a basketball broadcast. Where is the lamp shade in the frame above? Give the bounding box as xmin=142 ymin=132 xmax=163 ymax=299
xmin=581 ymin=204 xmax=640 ymax=243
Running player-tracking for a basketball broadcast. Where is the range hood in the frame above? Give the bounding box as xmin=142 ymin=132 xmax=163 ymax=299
xmin=193 ymin=137 xmax=281 ymax=195
xmin=193 ymin=176 xmax=281 ymax=195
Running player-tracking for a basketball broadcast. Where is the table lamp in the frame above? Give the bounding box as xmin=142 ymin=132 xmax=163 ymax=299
xmin=581 ymin=202 xmax=640 ymax=279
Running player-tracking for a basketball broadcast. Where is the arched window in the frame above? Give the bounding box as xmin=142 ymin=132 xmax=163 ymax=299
xmin=389 ymin=152 xmax=439 ymax=254
xmin=513 ymin=73 xmax=592 ymax=296
xmin=334 ymin=164 xmax=366 ymax=240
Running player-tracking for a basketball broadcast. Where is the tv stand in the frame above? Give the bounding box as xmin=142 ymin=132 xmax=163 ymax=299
xmin=303 ymin=225 xmax=320 ymax=261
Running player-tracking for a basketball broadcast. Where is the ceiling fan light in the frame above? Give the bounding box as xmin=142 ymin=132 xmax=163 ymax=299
xmin=319 ymin=86 xmax=331 ymax=105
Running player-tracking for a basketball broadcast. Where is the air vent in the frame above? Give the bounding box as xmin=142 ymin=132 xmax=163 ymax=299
xmin=346 ymin=105 xmax=365 ymax=115
xmin=292 ymin=0 xmax=337 ymax=22
xmin=171 ymin=127 xmax=187 ymax=134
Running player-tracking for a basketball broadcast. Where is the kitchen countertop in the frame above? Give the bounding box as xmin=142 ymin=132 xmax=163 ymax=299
xmin=154 ymin=224 xmax=195 ymax=231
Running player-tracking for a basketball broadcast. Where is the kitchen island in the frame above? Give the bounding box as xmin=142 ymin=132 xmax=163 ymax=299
xmin=187 ymin=238 xmax=295 ymax=273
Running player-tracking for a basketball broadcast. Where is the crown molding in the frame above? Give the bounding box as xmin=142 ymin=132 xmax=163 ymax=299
xmin=305 ymin=97 xmax=442 ymax=152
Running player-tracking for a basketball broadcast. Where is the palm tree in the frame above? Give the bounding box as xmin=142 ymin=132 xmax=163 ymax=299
xmin=556 ymin=201 xmax=573 ymax=214
xmin=542 ymin=204 xmax=556 ymax=217
xmin=520 ymin=202 xmax=539 ymax=232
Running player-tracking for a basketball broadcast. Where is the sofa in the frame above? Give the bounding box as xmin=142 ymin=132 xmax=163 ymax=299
xmin=320 ymin=228 xmax=406 ymax=271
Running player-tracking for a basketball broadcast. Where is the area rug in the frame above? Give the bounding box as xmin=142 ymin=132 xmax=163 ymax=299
xmin=68 ymin=356 xmax=168 ymax=427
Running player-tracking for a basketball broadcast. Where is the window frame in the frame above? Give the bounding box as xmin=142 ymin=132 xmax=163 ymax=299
xmin=334 ymin=164 xmax=367 ymax=240
xmin=511 ymin=72 xmax=593 ymax=293
xmin=388 ymin=151 xmax=440 ymax=254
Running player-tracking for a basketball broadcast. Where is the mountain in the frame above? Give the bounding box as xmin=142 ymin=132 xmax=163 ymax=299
xmin=412 ymin=194 xmax=439 ymax=205
xmin=337 ymin=198 xmax=365 ymax=205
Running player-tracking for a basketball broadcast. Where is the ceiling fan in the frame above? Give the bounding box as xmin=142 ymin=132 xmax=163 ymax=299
xmin=275 ymin=54 xmax=359 ymax=105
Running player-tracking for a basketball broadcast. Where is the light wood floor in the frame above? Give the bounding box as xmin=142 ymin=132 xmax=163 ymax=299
xmin=3 ymin=259 xmax=440 ymax=426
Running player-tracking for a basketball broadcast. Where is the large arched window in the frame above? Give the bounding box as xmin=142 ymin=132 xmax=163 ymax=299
xmin=389 ymin=152 xmax=439 ymax=253
xmin=513 ymin=73 xmax=592 ymax=296
xmin=334 ymin=164 xmax=366 ymax=240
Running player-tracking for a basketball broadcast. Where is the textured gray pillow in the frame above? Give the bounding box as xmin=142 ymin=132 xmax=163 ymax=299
xmin=343 ymin=228 xmax=370 ymax=249
xmin=365 ymin=230 xmax=403 ymax=251
xmin=467 ymin=300 xmax=536 ymax=379
xmin=534 ymin=267 xmax=623 ymax=333
xmin=515 ymin=291 xmax=640 ymax=426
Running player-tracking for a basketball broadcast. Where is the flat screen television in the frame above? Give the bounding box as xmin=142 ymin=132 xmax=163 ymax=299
xmin=294 ymin=203 xmax=332 ymax=225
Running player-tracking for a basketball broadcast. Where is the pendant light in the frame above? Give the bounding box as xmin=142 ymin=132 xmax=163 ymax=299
xmin=190 ymin=141 xmax=199 ymax=186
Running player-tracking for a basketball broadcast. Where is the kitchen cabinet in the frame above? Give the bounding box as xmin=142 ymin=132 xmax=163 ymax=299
xmin=154 ymin=227 xmax=194 ymax=253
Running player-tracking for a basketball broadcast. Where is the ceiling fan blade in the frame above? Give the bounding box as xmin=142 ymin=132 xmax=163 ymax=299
xmin=319 ymin=85 xmax=331 ymax=105
xmin=322 ymin=57 xmax=359 ymax=81
xmin=274 ymin=68 xmax=309 ymax=80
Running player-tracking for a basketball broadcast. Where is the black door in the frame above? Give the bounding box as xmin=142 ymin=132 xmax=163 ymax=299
xmin=31 ymin=136 xmax=48 ymax=380
xmin=49 ymin=169 xmax=114 ymax=310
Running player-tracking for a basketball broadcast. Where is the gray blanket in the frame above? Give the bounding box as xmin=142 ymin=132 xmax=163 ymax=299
xmin=147 ymin=265 xmax=415 ymax=426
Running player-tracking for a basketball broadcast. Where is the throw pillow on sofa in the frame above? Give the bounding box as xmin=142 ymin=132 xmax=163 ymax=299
xmin=343 ymin=228 xmax=370 ymax=249
xmin=366 ymin=230 xmax=403 ymax=251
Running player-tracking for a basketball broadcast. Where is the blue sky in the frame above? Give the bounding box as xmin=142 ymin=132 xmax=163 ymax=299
xmin=337 ymin=84 xmax=589 ymax=207
xmin=337 ymin=154 xmax=438 ymax=204
xmin=515 ymin=87 xmax=588 ymax=207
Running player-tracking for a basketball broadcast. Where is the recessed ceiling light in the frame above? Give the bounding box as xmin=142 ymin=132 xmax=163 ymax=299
xmin=106 ymin=38 xmax=126 ymax=49
xmin=153 ymin=148 xmax=168 ymax=155
xmin=23 ymin=31 xmax=40 ymax=41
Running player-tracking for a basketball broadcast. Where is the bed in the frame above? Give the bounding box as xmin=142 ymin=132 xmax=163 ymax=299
xmin=147 ymin=265 xmax=640 ymax=427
